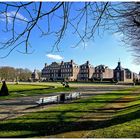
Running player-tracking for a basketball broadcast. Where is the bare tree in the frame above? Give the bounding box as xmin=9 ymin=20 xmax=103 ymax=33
xmin=0 ymin=66 xmax=32 ymax=81
xmin=115 ymin=2 xmax=140 ymax=64
xmin=0 ymin=2 xmax=111 ymax=57
xmin=0 ymin=2 xmax=140 ymax=63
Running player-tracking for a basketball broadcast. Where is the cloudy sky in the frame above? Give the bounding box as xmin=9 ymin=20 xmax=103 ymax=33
xmin=0 ymin=2 xmax=140 ymax=73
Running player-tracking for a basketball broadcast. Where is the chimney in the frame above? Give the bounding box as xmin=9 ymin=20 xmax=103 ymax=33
xmin=71 ymin=59 xmax=73 ymax=63
xmin=87 ymin=61 xmax=89 ymax=65
xmin=61 ymin=61 xmax=64 ymax=65
xmin=45 ymin=63 xmax=47 ymax=67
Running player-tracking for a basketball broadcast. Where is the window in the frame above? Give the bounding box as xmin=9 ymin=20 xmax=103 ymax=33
xmin=126 ymin=72 xmax=131 ymax=79
xmin=117 ymin=72 xmax=120 ymax=80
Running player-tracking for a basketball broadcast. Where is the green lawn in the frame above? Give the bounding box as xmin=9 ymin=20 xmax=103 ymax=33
xmin=0 ymin=86 xmax=140 ymax=138
xmin=0 ymin=83 xmax=75 ymax=99
xmin=5 ymin=84 xmax=50 ymax=92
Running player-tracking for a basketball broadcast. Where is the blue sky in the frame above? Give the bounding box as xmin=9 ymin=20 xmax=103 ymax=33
xmin=0 ymin=2 xmax=140 ymax=73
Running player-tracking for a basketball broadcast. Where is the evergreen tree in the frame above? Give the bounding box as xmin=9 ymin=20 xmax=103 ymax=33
xmin=0 ymin=81 xmax=9 ymax=96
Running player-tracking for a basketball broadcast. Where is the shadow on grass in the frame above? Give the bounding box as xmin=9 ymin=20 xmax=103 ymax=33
xmin=1 ymin=93 xmax=140 ymax=108
xmin=0 ymin=88 xmax=140 ymax=137
xmin=0 ymin=97 xmax=135 ymax=106
xmin=0 ymin=106 xmax=140 ymax=138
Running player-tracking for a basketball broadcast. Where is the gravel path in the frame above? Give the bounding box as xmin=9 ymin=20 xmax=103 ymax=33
xmin=0 ymin=85 xmax=133 ymax=121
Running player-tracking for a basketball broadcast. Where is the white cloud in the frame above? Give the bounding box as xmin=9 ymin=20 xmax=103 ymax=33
xmin=0 ymin=11 xmax=28 ymax=23
xmin=113 ymin=32 xmax=124 ymax=39
xmin=46 ymin=54 xmax=64 ymax=60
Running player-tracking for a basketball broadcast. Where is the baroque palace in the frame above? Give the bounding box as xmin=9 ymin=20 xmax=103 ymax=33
xmin=31 ymin=60 xmax=140 ymax=82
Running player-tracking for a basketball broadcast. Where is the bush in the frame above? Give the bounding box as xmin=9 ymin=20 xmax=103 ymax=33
xmin=0 ymin=81 xmax=9 ymax=96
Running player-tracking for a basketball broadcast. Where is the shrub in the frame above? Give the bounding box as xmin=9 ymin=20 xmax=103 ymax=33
xmin=0 ymin=81 xmax=9 ymax=96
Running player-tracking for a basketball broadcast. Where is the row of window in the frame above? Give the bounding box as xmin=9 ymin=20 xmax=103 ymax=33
xmin=42 ymin=73 xmax=72 ymax=77
xmin=44 ymin=74 xmax=59 ymax=77
xmin=61 ymin=65 xmax=71 ymax=68
xmin=61 ymin=69 xmax=72 ymax=72
xmin=45 ymin=64 xmax=72 ymax=69
xmin=43 ymin=70 xmax=59 ymax=73
xmin=44 ymin=67 xmax=60 ymax=70
xmin=61 ymin=73 xmax=72 ymax=77
xmin=79 ymin=74 xmax=88 ymax=77
xmin=81 ymin=66 xmax=88 ymax=69
xmin=44 ymin=65 xmax=92 ymax=72
xmin=62 ymin=65 xmax=79 ymax=68
xmin=42 ymin=72 xmax=103 ymax=77
xmin=80 ymin=70 xmax=89 ymax=73
xmin=95 ymin=69 xmax=106 ymax=73
xmin=94 ymin=74 xmax=103 ymax=78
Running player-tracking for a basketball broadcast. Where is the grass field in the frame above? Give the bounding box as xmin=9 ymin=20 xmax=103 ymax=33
xmin=0 ymin=82 xmax=75 ymax=99
xmin=0 ymin=81 xmax=123 ymax=100
xmin=0 ymin=85 xmax=140 ymax=138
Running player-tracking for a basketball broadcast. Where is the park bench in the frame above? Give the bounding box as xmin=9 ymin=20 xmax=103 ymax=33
xmin=36 ymin=95 xmax=59 ymax=105
xmin=36 ymin=92 xmax=81 ymax=105
xmin=66 ymin=92 xmax=81 ymax=100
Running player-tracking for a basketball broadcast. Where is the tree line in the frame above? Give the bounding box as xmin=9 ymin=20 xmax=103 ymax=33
xmin=0 ymin=66 xmax=32 ymax=82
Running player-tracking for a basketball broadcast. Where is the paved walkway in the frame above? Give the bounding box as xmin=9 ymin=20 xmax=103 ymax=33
xmin=0 ymin=85 xmax=133 ymax=121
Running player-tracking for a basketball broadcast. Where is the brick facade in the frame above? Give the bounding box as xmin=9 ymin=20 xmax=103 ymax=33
xmin=42 ymin=60 xmax=79 ymax=81
xmin=42 ymin=62 xmax=61 ymax=81
xmin=93 ymin=65 xmax=113 ymax=80
xmin=114 ymin=61 xmax=134 ymax=82
xmin=78 ymin=61 xmax=94 ymax=81
xmin=41 ymin=60 xmax=139 ymax=82
xmin=60 ymin=60 xmax=79 ymax=81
